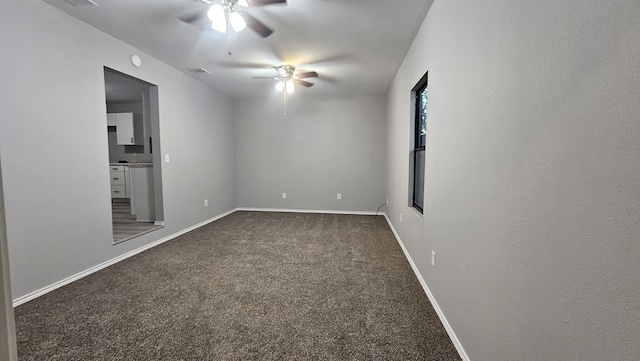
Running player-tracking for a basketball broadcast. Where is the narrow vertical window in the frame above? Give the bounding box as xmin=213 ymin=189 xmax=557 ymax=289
xmin=412 ymin=72 xmax=428 ymax=212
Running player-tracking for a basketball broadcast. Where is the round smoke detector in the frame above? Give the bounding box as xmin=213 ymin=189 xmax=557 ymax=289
xmin=130 ymin=54 xmax=142 ymax=67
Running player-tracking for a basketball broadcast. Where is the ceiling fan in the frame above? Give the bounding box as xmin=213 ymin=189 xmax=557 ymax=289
xmin=253 ymin=65 xmax=319 ymax=115
xmin=179 ymin=0 xmax=286 ymax=38
xmin=253 ymin=65 xmax=319 ymax=94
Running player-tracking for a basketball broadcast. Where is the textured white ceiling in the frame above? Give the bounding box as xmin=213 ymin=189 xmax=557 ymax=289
xmin=42 ymin=0 xmax=433 ymax=98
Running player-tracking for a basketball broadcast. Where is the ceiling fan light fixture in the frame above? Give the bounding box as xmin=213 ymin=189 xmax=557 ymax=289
xmin=275 ymin=80 xmax=285 ymax=92
xmin=285 ymin=80 xmax=295 ymax=94
xmin=207 ymin=4 xmax=227 ymax=33
xmin=229 ymin=11 xmax=247 ymax=32
xmin=236 ymin=0 xmax=250 ymax=8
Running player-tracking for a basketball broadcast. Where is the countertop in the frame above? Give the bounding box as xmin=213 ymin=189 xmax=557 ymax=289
xmin=109 ymin=162 xmax=153 ymax=168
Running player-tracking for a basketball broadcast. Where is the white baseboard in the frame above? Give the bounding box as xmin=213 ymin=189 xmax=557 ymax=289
xmin=237 ymin=207 xmax=380 ymax=216
xmin=12 ymin=208 xmax=238 ymax=307
xmin=383 ymin=214 xmax=470 ymax=361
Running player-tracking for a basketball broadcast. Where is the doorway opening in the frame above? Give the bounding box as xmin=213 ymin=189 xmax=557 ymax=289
xmin=104 ymin=67 xmax=164 ymax=243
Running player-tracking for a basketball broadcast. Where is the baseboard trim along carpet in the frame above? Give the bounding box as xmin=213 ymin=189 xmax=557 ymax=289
xmin=14 ymin=207 xmax=467 ymax=361
xmin=383 ymin=214 xmax=471 ymax=361
xmin=12 ymin=208 xmax=238 ymax=307
xmin=237 ymin=207 xmax=379 ymax=216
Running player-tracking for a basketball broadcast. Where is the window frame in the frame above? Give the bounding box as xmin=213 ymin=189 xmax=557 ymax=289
xmin=411 ymin=72 xmax=428 ymax=213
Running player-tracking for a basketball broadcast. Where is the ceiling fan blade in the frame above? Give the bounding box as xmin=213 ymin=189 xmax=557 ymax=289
xmin=296 ymin=80 xmax=314 ymax=88
xmin=252 ymin=76 xmax=276 ymax=79
xmin=248 ymin=0 xmax=287 ymax=7
xmin=178 ymin=11 xmax=213 ymax=30
xmin=178 ymin=11 xmax=206 ymax=25
xmin=240 ymin=12 xmax=274 ymax=38
xmin=219 ymin=61 xmax=276 ymax=69
xmin=296 ymin=71 xmax=318 ymax=79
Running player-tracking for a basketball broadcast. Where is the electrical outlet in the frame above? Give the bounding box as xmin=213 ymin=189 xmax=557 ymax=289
xmin=431 ymin=251 xmax=436 ymax=268
xmin=337 ymin=193 xmax=342 ymax=200
xmin=400 ymin=213 xmax=403 ymax=223
xmin=204 ymin=199 xmax=208 ymax=207
xmin=282 ymin=193 xmax=287 ymax=199
xmin=164 ymin=154 xmax=170 ymax=163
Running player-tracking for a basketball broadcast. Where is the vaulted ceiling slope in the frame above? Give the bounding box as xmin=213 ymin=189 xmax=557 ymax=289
xmin=41 ymin=0 xmax=434 ymax=98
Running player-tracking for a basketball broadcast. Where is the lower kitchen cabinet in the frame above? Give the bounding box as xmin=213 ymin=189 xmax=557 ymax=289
xmin=109 ymin=165 xmax=130 ymax=199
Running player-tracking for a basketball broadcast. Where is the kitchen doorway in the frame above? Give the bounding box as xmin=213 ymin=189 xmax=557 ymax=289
xmin=104 ymin=67 xmax=164 ymax=243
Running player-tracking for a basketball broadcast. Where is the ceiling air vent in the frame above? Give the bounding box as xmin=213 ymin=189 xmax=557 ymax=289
xmin=65 ymin=0 xmax=98 ymax=7
xmin=190 ymin=68 xmax=211 ymax=74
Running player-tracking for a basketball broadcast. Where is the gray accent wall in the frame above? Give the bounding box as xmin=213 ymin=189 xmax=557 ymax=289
xmin=0 ymin=0 xmax=237 ymax=299
xmin=386 ymin=0 xmax=640 ymax=359
xmin=235 ymin=96 xmax=386 ymax=212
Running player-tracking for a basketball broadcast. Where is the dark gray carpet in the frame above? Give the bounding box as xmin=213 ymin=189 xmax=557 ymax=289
xmin=15 ymin=211 xmax=460 ymax=360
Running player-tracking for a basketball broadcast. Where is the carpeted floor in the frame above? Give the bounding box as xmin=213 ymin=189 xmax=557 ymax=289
xmin=15 ymin=211 xmax=460 ymax=360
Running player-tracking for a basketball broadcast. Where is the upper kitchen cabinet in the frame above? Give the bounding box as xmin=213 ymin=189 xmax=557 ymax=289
xmin=106 ymin=113 xmax=117 ymax=126
xmin=109 ymin=112 xmax=143 ymax=145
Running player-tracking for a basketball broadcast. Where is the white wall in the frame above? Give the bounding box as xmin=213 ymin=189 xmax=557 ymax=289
xmin=0 ymin=0 xmax=237 ymax=299
xmin=235 ymin=95 xmax=386 ymax=213
xmin=386 ymin=0 xmax=640 ymax=359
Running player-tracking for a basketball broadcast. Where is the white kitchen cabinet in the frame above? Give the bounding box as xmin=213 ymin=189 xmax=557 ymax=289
xmin=110 ymin=185 xmax=126 ymax=198
xmin=109 ymin=165 xmax=130 ymax=199
xmin=112 ymin=113 xmax=143 ymax=146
